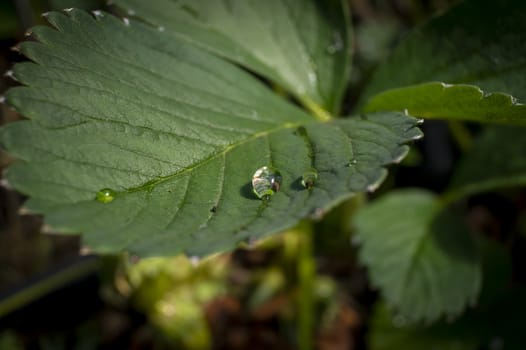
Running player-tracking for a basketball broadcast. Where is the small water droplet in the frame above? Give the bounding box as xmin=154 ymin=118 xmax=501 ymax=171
xmin=252 ymin=166 xmax=282 ymax=199
xmin=326 ymin=31 xmax=343 ymax=54
xmin=123 ymin=17 xmax=130 ymax=26
xmin=158 ymin=26 xmax=165 ymax=32
xmin=392 ymin=314 xmax=407 ymax=328
xmin=348 ymin=159 xmax=357 ymax=166
xmin=301 ymin=169 xmax=318 ymax=189
xmin=245 ymin=236 xmax=257 ymax=249
xmin=310 ymin=207 xmax=324 ymax=221
xmin=189 ymin=255 xmax=200 ymax=267
xmin=96 ymin=188 xmax=116 ymax=203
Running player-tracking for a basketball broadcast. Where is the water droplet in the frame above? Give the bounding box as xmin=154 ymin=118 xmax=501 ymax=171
xmin=245 ymin=236 xmax=257 ymax=249
xmin=310 ymin=207 xmax=324 ymax=221
xmin=348 ymin=159 xmax=357 ymax=166
xmin=189 ymin=255 xmax=200 ymax=267
xmin=392 ymin=314 xmax=407 ymax=328
xmin=158 ymin=26 xmax=165 ymax=32
xmin=123 ymin=17 xmax=130 ymax=26
xmin=301 ymin=169 xmax=318 ymax=189
xmin=252 ymin=166 xmax=282 ymax=199
xmin=96 ymin=188 xmax=116 ymax=203
xmin=326 ymin=31 xmax=343 ymax=54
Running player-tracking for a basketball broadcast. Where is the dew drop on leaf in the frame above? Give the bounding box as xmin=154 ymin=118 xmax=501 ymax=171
xmin=348 ymin=159 xmax=357 ymax=166
xmin=301 ymin=169 xmax=318 ymax=188
xmin=252 ymin=166 xmax=282 ymax=199
xmin=95 ymin=188 xmax=116 ymax=203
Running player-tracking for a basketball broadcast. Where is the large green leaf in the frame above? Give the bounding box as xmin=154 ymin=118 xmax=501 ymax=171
xmin=0 ymin=10 xmax=421 ymax=256
xmin=363 ymin=82 xmax=526 ymax=124
xmin=112 ymin=0 xmax=352 ymax=115
xmin=448 ymin=126 xmax=526 ymax=198
xmin=368 ymin=242 xmax=524 ymax=350
xmin=353 ymin=189 xmax=481 ymax=323
xmin=360 ymin=0 xmax=526 ymax=123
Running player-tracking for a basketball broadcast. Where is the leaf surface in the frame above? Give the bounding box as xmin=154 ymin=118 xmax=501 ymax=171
xmin=354 ymin=189 xmax=481 ymax=323
xmin=113 ymin=0 xmax=352 ymax=115
xmin=361 ymin=0 xmax=526 ymax=123
xmin=448 ymin=126 xmax=526 ymax=198
xmin=0 ymin=10 xmax=420 ymax=256
xmin=364 ymin=82 xmax=526 ymax=124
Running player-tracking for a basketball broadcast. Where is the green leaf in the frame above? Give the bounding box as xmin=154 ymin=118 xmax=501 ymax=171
xmin=368 ymin=303 xmax=477 ymax=350
xmin=360 ymin=0 xmax=526 ymax=123
xmin=447 ymin=126 xmax=526 ymax=199
xmin=0 ymin=10 xmax=420 ymax=256
xmin=363 ymin=82 xmax=526 ymax=124
xmin=368 ymin=243 xmax=523 ymax=350
xmin=112 ymin=0 xmax=352 ymax=115
xmin=353 ymin=189 xmax=481 ymax=323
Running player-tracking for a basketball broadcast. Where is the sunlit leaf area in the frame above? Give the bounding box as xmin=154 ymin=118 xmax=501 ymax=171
xmin=1 ymin=0 xmax=526 ymax=349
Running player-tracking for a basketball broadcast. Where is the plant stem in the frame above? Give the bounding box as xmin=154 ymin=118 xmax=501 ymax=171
xmin=448 ymin=121 xmax=472 ymax=152
xmin=0 ymin=255 xmax=100 ymax=318
xmin=300 ymin=97 xmax=333 ymax=122
xmin=297 ymin=221 xmax=315 ymax=350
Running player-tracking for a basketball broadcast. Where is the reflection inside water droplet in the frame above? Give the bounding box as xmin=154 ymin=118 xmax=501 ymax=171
xmin=252 ymin=166 xmax=282 ymax=199
xmin=301 ymin=169 xmax=318 ymax=189
xmin=96 ymin=188 xmax=116 ymax=203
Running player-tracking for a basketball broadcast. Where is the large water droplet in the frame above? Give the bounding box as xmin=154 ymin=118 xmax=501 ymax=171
xmin=252 ymin=166 xmax=282 ymax=199
xmin=96 ymin=188 xmax=116 ymax=203
xmin=301 ymin=169 xmax=318 ymax=189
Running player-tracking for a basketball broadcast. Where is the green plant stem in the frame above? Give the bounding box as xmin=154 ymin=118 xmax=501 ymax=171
xmin=0 ymin=256 xmax=100 ymax=318
xmin=300 ymin=97 xmax=333 ymax=121
xmin=297 ymin=220 xmax=315 ymax=350
xmin=448 ymin=121 xmax=473 ymax=152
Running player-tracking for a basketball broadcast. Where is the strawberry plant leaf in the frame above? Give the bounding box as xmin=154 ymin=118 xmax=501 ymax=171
xmin=112 ymin=0 xmax=352 ymax=115
xmin=363 ymin=83 xmax=526 ymax=124
xmin=448 ymin=126 xmax=526 ymax=198
xmin=360 ymin=0 xmax=526 ymax=123
xmin=353 ymin=189 xmax=481 ymax=323
xmin=0 ymin=10 xmax=420 ymax=256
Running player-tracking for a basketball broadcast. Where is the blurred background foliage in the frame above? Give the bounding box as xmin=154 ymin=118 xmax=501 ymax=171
xmin=3 ymin=0 xmax=526 ymax=349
